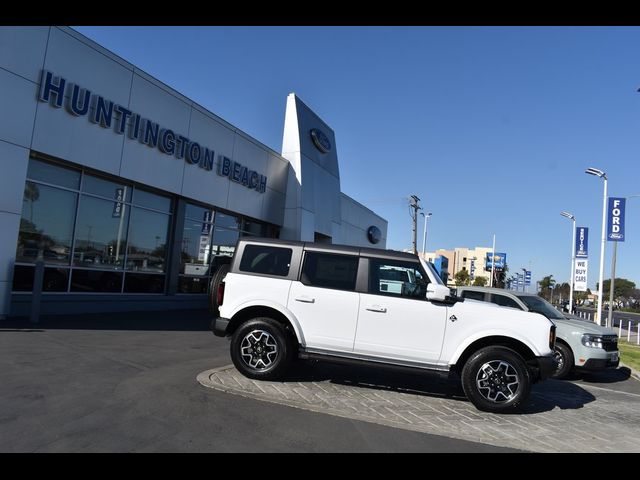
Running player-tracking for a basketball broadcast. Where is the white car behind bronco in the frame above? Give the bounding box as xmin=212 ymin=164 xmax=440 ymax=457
xmin=212 ymin=239 xmax=556 ymax=412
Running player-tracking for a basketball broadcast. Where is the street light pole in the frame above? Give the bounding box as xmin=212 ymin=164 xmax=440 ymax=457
xmin=561 ymin=211 xmax=576 ymax=314
xmin=585 ymin=167 xmax=607 ymax=325
xmin=421 ymin=212 xmax=432 ymax=257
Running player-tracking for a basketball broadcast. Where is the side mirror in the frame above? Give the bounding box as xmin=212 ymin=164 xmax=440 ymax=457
xmin=427 ymin=283 xmax=452 ymax=302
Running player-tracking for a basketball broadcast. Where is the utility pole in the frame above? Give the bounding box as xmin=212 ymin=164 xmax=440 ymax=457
xmin=409 ymin=195 xmax=421 ymax=255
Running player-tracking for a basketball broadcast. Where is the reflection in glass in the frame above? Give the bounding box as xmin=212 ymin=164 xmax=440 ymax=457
xmin=133 ymin=188 xmax=171 ymax=212
xmin=12 ymin=265 xmax=70 ymax=292
xmin=178 ymin=275 xmax=209 ymax=294
xmin=124 ymin=273 xmax=165 ymax=293
xmin=211 ymin=227 xmax=239 ymax=258
xmin=70 ymin=269 xmax=123 ymax=292
xmin=242 ymin=219 xmax=266 ymax=236
xmin=181 ymin=218 xmax=212 ymax=275
xmin=73 ymin=195 xmax=129 ymax=269
xmin=215 ymin=212 xmax=240 ymax=229
xmin=185 ymin=203 xmax=214 ymax=222
xmin=126 ymin=207 xmax=169 ymax=273
xmin=27 ymin=157 xmax=80 ymax=189
xmin=82 ymin=174 xmax=132 ymax=202
xmin=17 ymin=182 xmax=77 ymax=265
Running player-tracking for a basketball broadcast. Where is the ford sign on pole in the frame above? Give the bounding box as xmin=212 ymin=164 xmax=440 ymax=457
xmin=575 ymin=227 xmax=589 ymax=258
xmin=607 ymin=197 xmax=626 ymax=242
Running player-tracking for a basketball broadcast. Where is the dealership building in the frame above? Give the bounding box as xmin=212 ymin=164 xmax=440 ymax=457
xmin=0 ymin=26 xmax=388 ymax=318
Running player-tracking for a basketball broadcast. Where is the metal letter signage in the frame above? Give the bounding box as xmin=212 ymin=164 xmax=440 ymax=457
xmin=310 ymin=128 xmax=331 ymax=153
xmin=606 ymin=197 xmax=626 ymax=242
xmin=575 ymin=227 xmax=589 ymax=258
xmin=574 ymin=259 xmax=588 ymax=292
xmin=38 ymin=70 xmax=267 ymax=192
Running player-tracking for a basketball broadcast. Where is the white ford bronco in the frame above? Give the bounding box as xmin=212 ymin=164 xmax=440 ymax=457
xmin=212 ymin=239 xmax=556 ymax=412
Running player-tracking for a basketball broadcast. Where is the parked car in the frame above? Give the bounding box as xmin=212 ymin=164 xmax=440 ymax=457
xmin=211 ymin=238 xmax=557 ymax=413
xmin=456 ymin=286 xmax=619 ymax=379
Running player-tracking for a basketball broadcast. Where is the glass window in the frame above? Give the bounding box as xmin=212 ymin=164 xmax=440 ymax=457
xmin=17 ymin=182 xmax=77 ymax=265
xmin=210 ymin=227 xmax=239 ymax=257
xmin=133 ymin=188 xmax=171 ymax=212
xmin=12 ymin=266 xmax=69 ymax=292
xmin=70 ymin=269 xmax=123 ymax=293
xmin=369 ymin=259 xmax=428 ymax=299
xmin=461 ymin=290 xmax=486 ymax=301
xmin=178 ymin=276 xmax=209 ymax=294
xmin=242 ymin=219 xmax=266 ymax=237
xmin=126 ymin=207 xmax=169 ymax=273
xmin=180 ymin=217 xmax=213 ymax=275
xmin=73 ymin=195 xmax=129 ymax=269
xmin=124 ymin=273 xmax=165 ymax=293
xmin=27 ymin=157 xmax=80 ymax=190
xmin=215 ymin=212 xmax=240 ymax=229
xmin=239 ymin=245 xmax=292 ymax=277
xmin=82 ymin=174 xmax=132 ymax=202
xmin=517 ymin=295 xmax=565 ymax=320
xmin=490 ymin=294 xmax=521 ymax=309
xmin=185 ymin=203 xmax=214 ymax=223
xmin=301 ymin=252 xmax=358 ymax=291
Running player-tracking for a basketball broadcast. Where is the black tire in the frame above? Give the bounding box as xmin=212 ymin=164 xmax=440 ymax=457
xmin=230 ymin=317 xmax=293 ymax=381
xmin=551 ymin=342 xmax=574 ymax=380
xmin=461 ymin=346 xmax=531 ymax=413
xmin=208 ymin=263 xmax=230 ymax=316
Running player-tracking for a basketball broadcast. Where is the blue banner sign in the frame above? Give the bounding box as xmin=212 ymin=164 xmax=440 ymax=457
xmin=575 ymin=227 xmax=589 ymax=258
xmin=524 ymin=271 xmax=531 ymax=285
xmin=112 ymin=188 xmax=124 ymax=218
xmin=486 ymin=252 xmax=507 ymax=270
xmin=607 ymin=197 xmax=626 ymax=242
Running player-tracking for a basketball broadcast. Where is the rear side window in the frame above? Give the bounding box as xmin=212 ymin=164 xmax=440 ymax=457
xmin=239 ymin=245 xmax=292 ymax=277
xmin=461 ymin=290 xmax=486 ymax=301
xmin=301 ymin=252 xmax=358 ymax=291
xmin=490 ymin=294 xmax=521 ymax=309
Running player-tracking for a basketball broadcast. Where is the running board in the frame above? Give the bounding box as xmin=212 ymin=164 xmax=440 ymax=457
xmin=298 ymin=349 xmax=451 ymax=378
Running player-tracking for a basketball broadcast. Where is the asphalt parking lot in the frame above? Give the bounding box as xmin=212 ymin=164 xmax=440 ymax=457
xmin=2 ymin=310 xmax=639 ymax=452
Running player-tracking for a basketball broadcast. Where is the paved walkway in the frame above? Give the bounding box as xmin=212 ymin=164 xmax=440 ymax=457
xmin=198 ymin=363 xmax=640 ymax=453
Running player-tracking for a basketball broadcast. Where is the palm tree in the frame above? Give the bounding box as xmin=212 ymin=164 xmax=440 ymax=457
xmin=24 ymin=182 xmax=40 ymax=222
xmin=538 ymin=275 xmax=556 ymax=301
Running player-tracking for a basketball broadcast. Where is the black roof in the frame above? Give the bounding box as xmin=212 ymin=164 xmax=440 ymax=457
xmin=237 ymin=237 xmax=418 ymax=262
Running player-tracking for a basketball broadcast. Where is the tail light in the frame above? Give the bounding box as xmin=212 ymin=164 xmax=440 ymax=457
xmin=549 ymin=325 xmax=556 ymax=349
xmin=217 ymin=281 xmax=225 ymax=307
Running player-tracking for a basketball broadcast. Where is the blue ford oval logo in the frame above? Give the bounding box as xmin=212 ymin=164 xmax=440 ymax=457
xmin=310 ymin=128 xmax=331 ymax=153
xmin=367 ymin=226 xmax=382 ymax=244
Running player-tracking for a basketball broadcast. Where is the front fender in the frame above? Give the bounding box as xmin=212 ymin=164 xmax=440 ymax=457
xmin=448 ymin=329 xmax=544 ymax=365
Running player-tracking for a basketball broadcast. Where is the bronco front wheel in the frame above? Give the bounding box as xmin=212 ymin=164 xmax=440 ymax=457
xmin=461 ymin=346 xmax=531 ymax=412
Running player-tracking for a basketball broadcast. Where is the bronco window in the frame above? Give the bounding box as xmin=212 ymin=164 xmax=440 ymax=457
xmin=301 ymin=252 xmax=358 ymax=291
xmin=239 ymin=245 xmax=292 ymax=277
xmin=369 ymin=259 xmax=428 ymax=299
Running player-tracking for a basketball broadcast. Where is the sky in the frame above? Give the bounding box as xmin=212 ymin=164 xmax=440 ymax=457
xmin=72 ymin=26 xmax=640 ymax=290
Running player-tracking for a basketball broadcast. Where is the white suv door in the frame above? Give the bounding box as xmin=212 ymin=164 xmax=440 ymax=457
xmin=287 ymin=251 xmax=361 ymax=353
xmin=354 ymin=258 xmax=448 ymax=366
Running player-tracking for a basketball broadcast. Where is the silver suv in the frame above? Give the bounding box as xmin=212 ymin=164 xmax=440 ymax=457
xmin=456 ymin=286 xmax=619 ymax=379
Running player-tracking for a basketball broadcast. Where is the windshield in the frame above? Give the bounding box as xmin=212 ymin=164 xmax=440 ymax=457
xmin=420 ymin=259 xmax=445 ymax=285
xmin=517 ymin=295 xmax=565 ymax=320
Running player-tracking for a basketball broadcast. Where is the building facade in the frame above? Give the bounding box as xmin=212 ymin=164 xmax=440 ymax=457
xmin=0 ymin=27 xmax=387 ymax=317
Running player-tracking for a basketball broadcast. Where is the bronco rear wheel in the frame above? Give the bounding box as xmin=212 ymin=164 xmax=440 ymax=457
xmin=230 ymin=317 xmax=293 ymax=381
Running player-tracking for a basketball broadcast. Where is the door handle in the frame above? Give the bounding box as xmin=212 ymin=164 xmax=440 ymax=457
xmin=366 ymin=305 xmax=387 ymax=313
xmin=295 ymin=296 xmax=315 ymax=303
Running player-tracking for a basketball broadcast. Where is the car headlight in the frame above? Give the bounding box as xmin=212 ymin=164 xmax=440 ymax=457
xmin=581 ymin=334 xmax=604 ymax=349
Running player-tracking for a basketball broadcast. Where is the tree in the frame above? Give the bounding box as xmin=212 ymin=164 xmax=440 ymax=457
xmin=454 ymin=269 xmax=470 ymax=286
xmin=23 ymin=182 xmax=40 ymax=222
xmin=538 ymin=275 xmax=556 ymax=301
xmin=472 ymin=276 xmax=488 ymax=287
xmin=597 ymin=278 xmax=637 ymax=309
